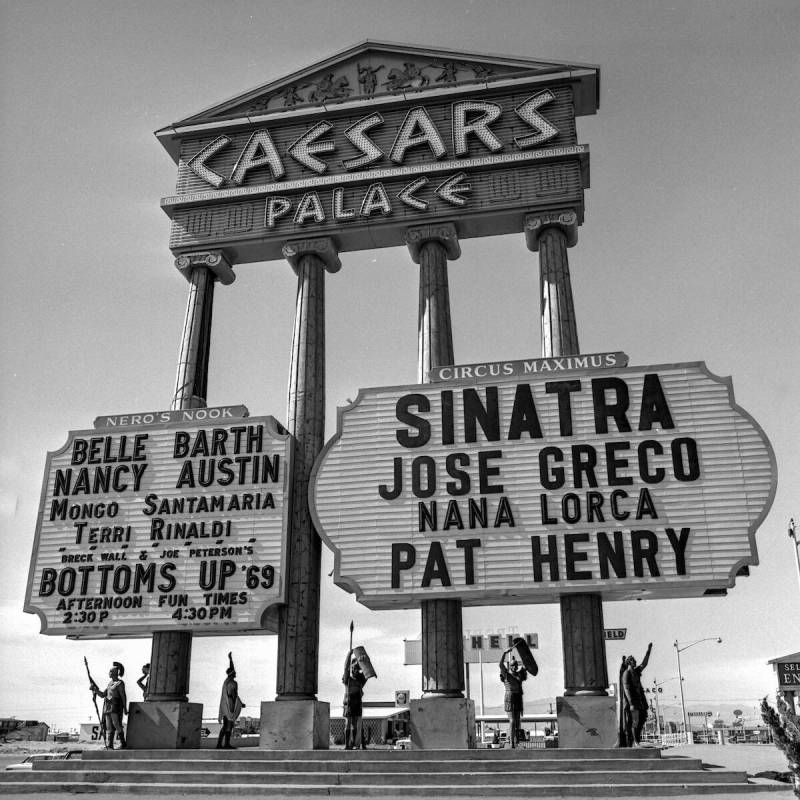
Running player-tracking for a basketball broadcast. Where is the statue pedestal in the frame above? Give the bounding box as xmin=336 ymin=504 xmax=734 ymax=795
xmin=126 ymin=701 xmax=202 ymax=749
xmin=556 ymin=695 xmax=618 ymax=748
xmin=409 ymin=697 xmax=476 ymax=749
xmin=259 ymin=700 xmax=330 ymax=750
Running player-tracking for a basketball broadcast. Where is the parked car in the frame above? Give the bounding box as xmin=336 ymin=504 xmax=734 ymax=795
xmin=5 ymin=751 xmax=82 ymax=771
xmin=481 ymin=728 xmax=503 ymax=748
xmin=393 ymin=736 xmax=411 ymax=750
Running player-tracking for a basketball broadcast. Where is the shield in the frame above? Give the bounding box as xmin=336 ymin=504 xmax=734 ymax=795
xmin=512 ymin=637 xmax=538 ymax=676
xmin=352 ymin=645 xmax=377 ymax=679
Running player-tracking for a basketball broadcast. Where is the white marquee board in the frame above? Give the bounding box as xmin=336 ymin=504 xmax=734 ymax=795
xmin=310 ymin=362 xmax=776 ymax=609
xmin=26 ymin=407 xmax=291 ymax=638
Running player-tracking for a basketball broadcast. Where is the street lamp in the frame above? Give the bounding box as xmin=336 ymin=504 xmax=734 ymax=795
xmin=674 ymin=637 xmax=722 ymax=744
xmin=789 ymin=519 xmax=800 ymax=594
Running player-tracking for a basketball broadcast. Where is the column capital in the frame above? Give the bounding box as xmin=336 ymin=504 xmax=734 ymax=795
xmin=174 ymin=250 xmax=235 ymax=285
xmin=282 ymin=237 xmax=341 ymax=274
xmin=405 ymin=222 xmax=461 ymax=264
xmin=524 ymin=209 xmax=580 ymax=252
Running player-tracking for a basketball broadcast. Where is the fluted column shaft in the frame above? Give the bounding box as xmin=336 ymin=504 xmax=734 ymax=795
xmin=406 ymin=224 xmax=464 ymax=697
xmin=149 ymin=251 xmax=234 ymax=701
xmin=173 ymin=265 xmax=215 ymax=409
xmin=526 ymin=211 xmax=608 ymax=696
xmin=538 ymin=227 xmax=580 ymax=358
xmin=418 ymin=240 xmax=455 ymax=382
xmin=276 ymin=239 xmax=339 ymax=699
xmin=420 ymin=595 xmax=465 ymax=696
xmin=560 ymin=593 xmax=608 ymax=695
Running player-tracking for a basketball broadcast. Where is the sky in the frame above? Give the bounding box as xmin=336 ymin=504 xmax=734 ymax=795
xmin=1 ymin=0 xmax=798 ymax=733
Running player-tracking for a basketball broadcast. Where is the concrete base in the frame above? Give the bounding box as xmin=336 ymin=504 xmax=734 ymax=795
xmin=409 ymin=697 xmax=476 ymax=749
xmin=557 ymin=695 xmax=618 ymax=748
xmin=126 ymin=701 xmax=202 ymax=749
xmin=259 ymin=699 xmax=330 ymax=750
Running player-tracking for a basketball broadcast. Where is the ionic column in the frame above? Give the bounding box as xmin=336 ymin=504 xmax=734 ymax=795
xmin=405 ymin=223 xmax=464 ymax=698
xmin=276 ymin=237 xmax=340 ymax=700
xmin=172 ymin=251 xmax=235 ymax=409
xmin=525 ymin=210 xmax=580 ymax=358
xmin=525 ymin=210 xmax=608 ymax=697
xmin=148 ymin=250 xmax=234 ymax=703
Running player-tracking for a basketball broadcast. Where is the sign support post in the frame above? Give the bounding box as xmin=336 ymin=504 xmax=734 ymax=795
xmin=405 ymin=223 xmax=476 ymax=748
xmin=130 ymin=250 xmax=234 ymax=749
xmin=261 ymin=237 xmax=339 ymax=749
xmin=526 ymin=210 xmax=616 ymax=746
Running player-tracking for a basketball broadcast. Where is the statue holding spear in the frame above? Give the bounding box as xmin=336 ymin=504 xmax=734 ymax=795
xmin=88 ymin=659 xmax=128 ymax=750
xmin=342 ymin=621 xmax=376 ymax=750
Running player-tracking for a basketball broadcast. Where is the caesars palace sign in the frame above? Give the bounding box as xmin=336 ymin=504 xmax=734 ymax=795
xmin=26 ymin=43 xmax=776 ymax=637
xmin=156 ymin=42 xmax=596 ymax=262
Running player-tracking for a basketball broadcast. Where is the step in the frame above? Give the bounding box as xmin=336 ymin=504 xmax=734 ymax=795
xmin=0 ymin=780 xmax=788 ymax=796
xmin=90 ymin=746 xmax=662 ymax=759
xmin=0 ymin=746 xmax=785 ymax=798
xmin=41 ymin=756 xmax=704 ymax=773
xmin=2 ymin=766 xmax=752 ymax=786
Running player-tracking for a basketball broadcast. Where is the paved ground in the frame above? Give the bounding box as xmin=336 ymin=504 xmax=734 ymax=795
xmin=0 ymin=742 xmax=795 ymax=798
xmin=659 ymin=743 xmax=796 ymax=798
xmin=662 ymin=742 xmax=792 ymax=775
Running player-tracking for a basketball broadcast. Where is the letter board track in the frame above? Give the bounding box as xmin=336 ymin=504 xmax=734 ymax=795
xmin=25 ymin=410 xmax=291 ymax=638
xmin=310 ymin=362 xmax=776 ymax=609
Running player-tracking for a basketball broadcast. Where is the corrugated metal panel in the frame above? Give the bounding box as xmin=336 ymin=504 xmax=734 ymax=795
xmin=311 ymin=363 xmax=775 ymax=608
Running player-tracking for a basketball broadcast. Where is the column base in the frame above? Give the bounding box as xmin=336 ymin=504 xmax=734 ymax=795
xmin=556 ymin=695 xmax=618 ymax=748
xmin=259 ymin=700 xmax=330 ymax=750
xmin=126 ymin=701 xmax=202 ymax=749
xmin=409 ymin=697 xmax=476 ymax=750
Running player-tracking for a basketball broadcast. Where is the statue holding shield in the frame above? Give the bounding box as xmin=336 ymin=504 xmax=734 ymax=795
xmin=342 ymin=622 xmax=376 ymax=750
xmin=499 ymin=637 xmax=538 ymax=748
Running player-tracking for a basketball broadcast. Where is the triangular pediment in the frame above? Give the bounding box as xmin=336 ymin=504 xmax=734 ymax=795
xmin=164 ymin=40 xmax=599 ymax=129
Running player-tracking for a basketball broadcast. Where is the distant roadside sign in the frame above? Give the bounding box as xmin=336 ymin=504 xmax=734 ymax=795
xmin=604 ymin=628 xmax=627 ymax=640
xmin=403 ymin=632 xmax=538 ymax=665
xmin=776 ymin=661 xmax=800 ymax=689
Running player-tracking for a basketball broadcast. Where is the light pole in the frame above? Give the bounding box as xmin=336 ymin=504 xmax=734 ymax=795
xmin=478 ymin=648 xmax=485 ymax=741
xmin=651 ymin=682 xmax=661 ymax=738
xmin=674 ymin=637 xmax=722 ymax=744
xmin=649 ymin=677 xmax=679 ymax=738
xmin=789 ymin=519 xmax=800 ymax=594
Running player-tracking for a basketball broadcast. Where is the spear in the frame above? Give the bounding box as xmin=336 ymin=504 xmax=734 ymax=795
xmin=349 ymin=620 xmax=354 ymax=651
xmin=84 ymin=656 xmax=105 ymax=742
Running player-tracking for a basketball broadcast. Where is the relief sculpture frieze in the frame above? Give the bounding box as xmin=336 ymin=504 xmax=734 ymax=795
xmin=235 ymin=57 xmax=502 ymax=116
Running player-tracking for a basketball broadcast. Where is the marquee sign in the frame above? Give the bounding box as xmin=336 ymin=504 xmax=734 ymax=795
xmin=157 ymin=42 xmax=599 ymax=264
xmin=776 ymin=660 xmax=800 ymax=689
xmin=25 ymin=407 xmax=291 ymax=638
xmin=310 ymin=362 xmax=776 ymax=609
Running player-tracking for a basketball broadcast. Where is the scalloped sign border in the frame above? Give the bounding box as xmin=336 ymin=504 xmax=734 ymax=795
xmin=25 ymin=411 xmax=291 ymax=639
xmin=310 ymin=362 xmax=776 ymax=609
